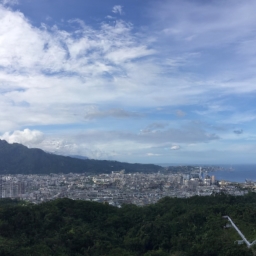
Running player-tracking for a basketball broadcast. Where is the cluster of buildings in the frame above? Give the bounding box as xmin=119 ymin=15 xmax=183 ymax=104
xmin=0 ymin=167 xmax=250 ymax=206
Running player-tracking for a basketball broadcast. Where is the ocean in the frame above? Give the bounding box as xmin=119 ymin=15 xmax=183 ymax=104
xmin=208 ymin=164 xmax=256 ymax=183
xmin=160 ymin=164 xmax=256 ymax=183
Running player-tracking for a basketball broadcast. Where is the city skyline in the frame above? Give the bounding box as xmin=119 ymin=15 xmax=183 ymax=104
xmin=0 ymin=0 xmax=256 ymax=164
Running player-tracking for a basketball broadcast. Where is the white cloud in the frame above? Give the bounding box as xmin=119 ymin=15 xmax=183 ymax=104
xmin=112 ymin=5 xmax=123 ymax=15
xmin=154 ymin=0 xmax=256 ymax=48
xmin=0 ymin=6 xmax=158 ymax=131
xmin=170 ymin=145 xmax=180 ymax=150
xmin=149 ymin=0 xmax=256 ymax=96
xmin=0 ymin=1 xmax=253 ymax=133
xmin=147 ymin=153 xmax=160 ymax=156
xmin=0 ymin=3 xmax=217 ymax=140
xmin=0 ymin=9 xmax=152 ymax=76
xmin=106 ymin=15 xmax=115 ymax=20
xmin=0 ymin=129 xmax=44 ymax=146
xmin=0 ymin=2 xmax=256 ymax=163
xmin=0 ymin=0 xmax=18 ymax=6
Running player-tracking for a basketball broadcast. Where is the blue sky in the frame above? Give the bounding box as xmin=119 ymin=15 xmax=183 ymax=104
xmin=0 ymin=0 xmax=256 ymax=164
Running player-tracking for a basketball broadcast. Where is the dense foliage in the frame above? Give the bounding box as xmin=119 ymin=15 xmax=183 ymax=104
xmin=0 ymin=193 xmax=256 ymax=255
xmin=0 ymin=140 xmax=161 ymax=174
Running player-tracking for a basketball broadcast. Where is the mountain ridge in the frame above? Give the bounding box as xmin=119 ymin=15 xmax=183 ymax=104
xmin=0 ymin=140 xmax=162 ymax=174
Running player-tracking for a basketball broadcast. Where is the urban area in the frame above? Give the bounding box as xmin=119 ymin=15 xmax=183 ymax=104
xmin=0 ymin=167 xmax=253 ymax=206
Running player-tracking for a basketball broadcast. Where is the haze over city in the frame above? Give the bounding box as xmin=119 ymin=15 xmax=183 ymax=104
xmin=0 ymin=0 xmax=256 ymax=164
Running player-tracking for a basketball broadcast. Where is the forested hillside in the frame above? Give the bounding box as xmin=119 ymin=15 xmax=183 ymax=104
xmin=0 ymin=193 xmax=256 ymax=255
xmin=0 ymin=140 xmax=161 ymax=174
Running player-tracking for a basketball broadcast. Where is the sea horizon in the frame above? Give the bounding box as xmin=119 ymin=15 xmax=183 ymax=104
xmin=158 ymin=163 xmax=256 ymax=183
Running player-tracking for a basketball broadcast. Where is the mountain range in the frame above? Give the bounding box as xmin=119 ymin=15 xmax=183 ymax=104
xmin=0 ymin=140 xmax=162 ymax=175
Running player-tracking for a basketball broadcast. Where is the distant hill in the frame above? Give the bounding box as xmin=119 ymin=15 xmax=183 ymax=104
xmin=0 ymin=140 xmax=162 ymax=175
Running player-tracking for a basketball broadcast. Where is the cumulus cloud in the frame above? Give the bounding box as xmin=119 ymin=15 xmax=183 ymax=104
xmin=112 ymin=5 xmax=123 ymax=15
xmin=0 ymin=1 xmax=253 ymax=134
xmin=0 ymin=11 xmax=152 ymax=75
xmin=9 ymin=122 xmax=218 ymax=161
xmin=170 ymin=145 xmax=180 ymax=150
xmin=0 ymin=4 xmax=158 ymax=131
xmin=0 ymin=129 xmax=44 ymax=146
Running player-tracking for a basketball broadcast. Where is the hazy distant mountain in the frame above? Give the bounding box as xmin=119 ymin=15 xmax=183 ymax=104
xmin=0 ymin=140 xmax=162 ymax=175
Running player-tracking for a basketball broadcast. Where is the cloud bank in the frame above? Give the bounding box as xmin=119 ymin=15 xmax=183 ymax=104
xmin=0 ymin=1 xmax=256 ymax=164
